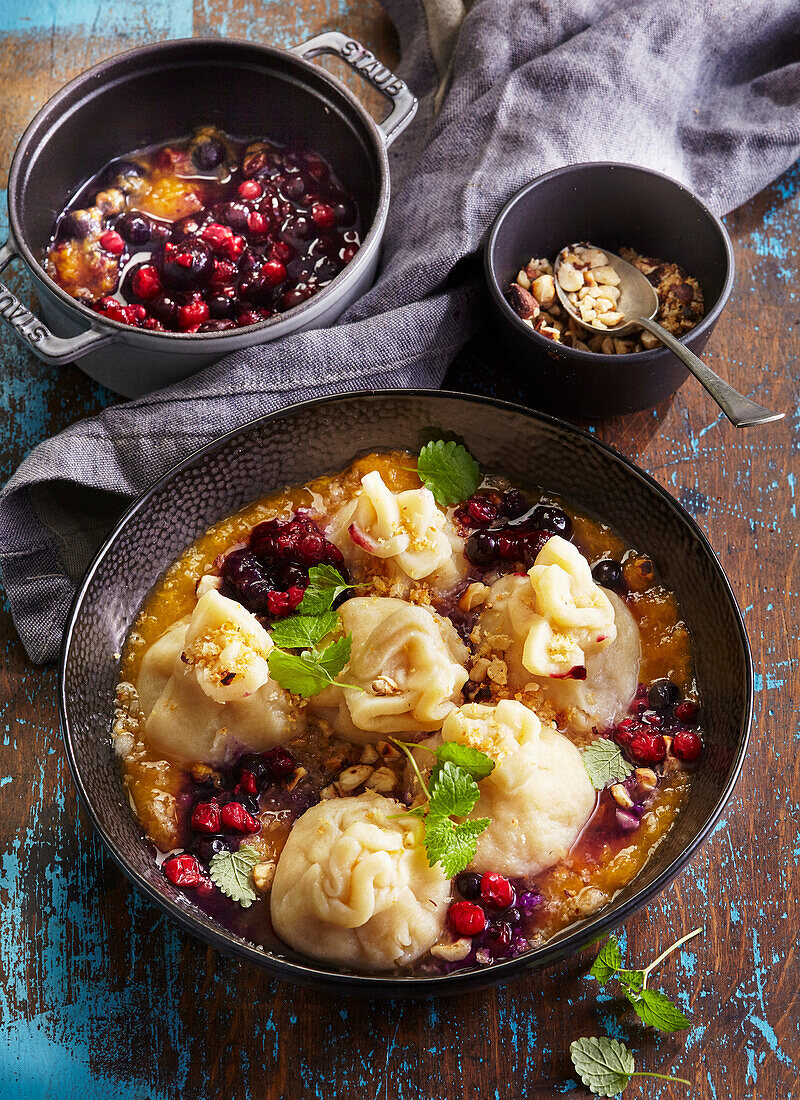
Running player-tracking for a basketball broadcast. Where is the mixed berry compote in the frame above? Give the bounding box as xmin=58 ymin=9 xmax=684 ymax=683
xmin=45 ymin=126 xmax=361 ymax=332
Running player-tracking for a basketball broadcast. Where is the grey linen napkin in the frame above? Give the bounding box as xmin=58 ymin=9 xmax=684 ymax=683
xmin=2 ymin=0 xmax=799 ymax=663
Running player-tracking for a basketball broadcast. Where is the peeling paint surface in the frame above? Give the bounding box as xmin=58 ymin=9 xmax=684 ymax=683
xmin=0 ymin=3 xmax=798 ymax=1099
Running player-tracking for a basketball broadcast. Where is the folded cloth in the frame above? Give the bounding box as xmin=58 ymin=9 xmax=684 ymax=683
xmin=2 ymin=0 xmax=799 ymax=663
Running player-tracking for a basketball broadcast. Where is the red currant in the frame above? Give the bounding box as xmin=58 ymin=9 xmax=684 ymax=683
xmin=448 ymin=900 xmax=486 ymax=936
xmin=629 ymin=732 xmax=667 ymax=765
xmin=99 ymin=229 xmax=125 ymax=255
xmin=177 ymin=299 xmax=210 ymax=332
xmin=219 ymin=802 xmax=260 ymax=833
xmin=163 ymin=853 xmax=203 ymax=887
xmin=131 ymin=264 xmax=161 ymax=300
xmin=190 ymin=799 xmax=221 ymax=834
xmin=673 ymin=729 xmax=703 ymax=763
xmin=238 ymin=179 xmax=262 ymax=200
xmin=481 ymin=871 xmax=514 ymax=909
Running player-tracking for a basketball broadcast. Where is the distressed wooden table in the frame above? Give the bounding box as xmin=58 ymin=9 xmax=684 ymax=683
xmin=0 ymin=3 xmax=797 ymax=1099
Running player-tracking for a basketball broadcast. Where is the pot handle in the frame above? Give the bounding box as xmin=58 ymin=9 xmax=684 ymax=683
xmin=288 ymin=31 xmax=418 ymax=146
xmin=0 ymin=239 xmax=115 ymax=365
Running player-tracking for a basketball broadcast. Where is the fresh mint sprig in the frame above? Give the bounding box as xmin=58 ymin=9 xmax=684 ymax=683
xmin=391 ymin=739 xmax=495 ymax=877
xmin=589 ymin=927 xmax=702 ymax=1031
xmin=569 ymin=1036 xmax=690 ymax=1097
xmin=266 ymin=565 xmax=361 ymax=698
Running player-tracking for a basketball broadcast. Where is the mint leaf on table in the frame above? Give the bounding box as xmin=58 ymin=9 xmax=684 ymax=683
xmin=297 ymin=564 xmax=354 ymax=615
xmin=269 ymin=610 xmax=338 ymax=650
xmin=628 ymin=988 xmax=691 ymax=1032
xmin=433 ymin=742 xmax=496 ymax=783
xmin=425 ymin=815 xmax=490 ymax=877
xmin=416 ymin=440 xmax=481 ymax=506
xmin=267 ymin=635 xmax=352 ymax=698
xmin=570 ymin=1036 xmax=635 ymax=1097
xmin=208 ymin=846 xmax=260 ymax=908
xmin=582 ymin=737 xmax=634 ymax=789
xmin=590 ymin=936 xmax=624 ymax=984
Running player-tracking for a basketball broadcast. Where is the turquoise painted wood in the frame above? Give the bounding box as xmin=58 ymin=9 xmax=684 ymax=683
xmin=0 ymin=3 xmax=797 ymax=1098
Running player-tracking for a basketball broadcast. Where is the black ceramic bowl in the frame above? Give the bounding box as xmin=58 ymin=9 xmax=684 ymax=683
xmin=485 ymin=163 xmax=735 ymax=418
xmin=59 ymin=391 xmax=751 ymax=996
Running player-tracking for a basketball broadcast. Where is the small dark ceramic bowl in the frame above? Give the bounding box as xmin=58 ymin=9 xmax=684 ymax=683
xmin=485 ymin=163 xmax=735 ymax=418
xmin=60 ymin=391 xmax=751 ymax=996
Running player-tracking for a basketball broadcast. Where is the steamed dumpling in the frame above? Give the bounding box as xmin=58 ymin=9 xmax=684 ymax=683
xmin=440 ymin=700 xmax=596 ymax=876
xmin=139 ymin=590 xmax=303 ymax=764
xmin=270 ymin=792 xmax=451 ymax=970
xmin=478 ymin=537 xmax=640 ymax=731
xmin=311 ymin=596 xmax=469 ymax=743
xmin=327 ymin=470 xmax=464 ymax=587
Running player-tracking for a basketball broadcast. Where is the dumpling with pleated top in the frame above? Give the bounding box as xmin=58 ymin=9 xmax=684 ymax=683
xmin=437 ymin=699 xmax=596 ymax=877
xmin=138 ymin=589 xmax=303 ymax=764
xmin=477 ymin=536 xmax=641 ymax=732
xmin=270 ymin=791 xmax=451 ymax=970
xmin=326 ymin=470 xmax=465 ymax=589
xmin=311 ymin=596 xmax=469 ymax=743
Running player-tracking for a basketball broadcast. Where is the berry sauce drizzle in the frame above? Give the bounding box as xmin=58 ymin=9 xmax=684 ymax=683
xmin=45 ymin=127 xmax=361 ymax=332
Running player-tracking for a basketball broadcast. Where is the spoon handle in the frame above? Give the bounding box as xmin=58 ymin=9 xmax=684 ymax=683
xmin=635 ymin=317 xmax=784 ymax=428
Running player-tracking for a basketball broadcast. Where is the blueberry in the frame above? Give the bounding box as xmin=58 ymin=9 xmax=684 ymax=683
xmin=592 ymin=558 xmax=623 ymax=590
xmin=237 ymin=753 xmax=272 ymax=786
xmin=162 ymin=240 xmax=214 ymax=291
xmin=115 ymin=212 xmax=152 ymax=245
xmin=193 ymin=138 xmax=226 ymax=171
xmin=456 ymin=872 xmax=482 ymax=900
xmin=192 ymin=836 xmax=228 ymax=864
xmin=229 ymin=792 xmax=260 ymax=816
xmin=197 ymin=319 xmax=236 ymax=332
xmin=208 ymin=293 xmax=236 ymax=319
xmin=518 ymin=530 xmax=551 ymax=567
xmin=150 ymin=294 xmax=179 ymax=327
xmin=506 ymin=906 xmax=523 ymax=927
xmin=465 ymin=531 xmax=497 ymax=567
xmin=648 ymin=679 xmax=681 ymax=710
xmin=500 ymin=489 xmax=530 ymax=519
xmin=221 ymin=548 xmax=276 ymax=613
xmin=103 ymin=158 xmax=145 ymax=189
xmin=530 ymin=504 xmax=572 ymax=539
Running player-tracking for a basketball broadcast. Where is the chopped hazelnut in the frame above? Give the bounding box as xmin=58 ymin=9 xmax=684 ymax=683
xmin=611 ymin=783 xmax=634 ymax=809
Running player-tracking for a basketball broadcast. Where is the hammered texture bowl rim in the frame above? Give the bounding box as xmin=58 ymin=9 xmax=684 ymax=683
xmin=59 ymin=389 xmax=753 ymax=994
xmin=484 ymin=161 xmax=736 ymax=364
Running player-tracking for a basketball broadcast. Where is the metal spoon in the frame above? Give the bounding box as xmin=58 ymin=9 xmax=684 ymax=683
xmin=553 ymin=245 xmax=784 ymax=428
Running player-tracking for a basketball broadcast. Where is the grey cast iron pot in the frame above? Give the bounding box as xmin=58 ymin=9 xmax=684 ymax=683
xmin=0 ymin=34 xmax=417 ymax=397
xmin=59 ymin=390 xmax=752 ymax=997
xmin=484 ymin=163 xmax=735 ymax=418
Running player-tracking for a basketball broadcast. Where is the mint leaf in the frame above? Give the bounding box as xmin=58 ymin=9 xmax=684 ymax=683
xmin=629 ymin=988 xmax=691 ymax=1032
xmin=416 ymin=440 xmax=481 ymax=506
xmin=269 ymin=610 xmax=338 ymax=650
xmin=425 ymin=815 xmax=489 ymax=876
xmin=428 ymin=760 xmax=481 ymax=819
xmin=570 ymin=1036 xmax=634 ymax=1097
xmin=616 ymin=968 xmax=644 ymax=994
xmin=590 ymin=936 xmax=623 ymax=984
xmin=316 ymin=634 xmax=352 ymax=679
xmin=268 ymin=635 xmax=351 ymax=697
xmin=433 ymin=742 xmax=495 ymax=782
xmin=298 ymin=564 xmax=353 ymax=615
xmin=208 ymin=845 xmax=260 ymax=908
xmin=582 ymin=737 xmax=634 ymax=789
